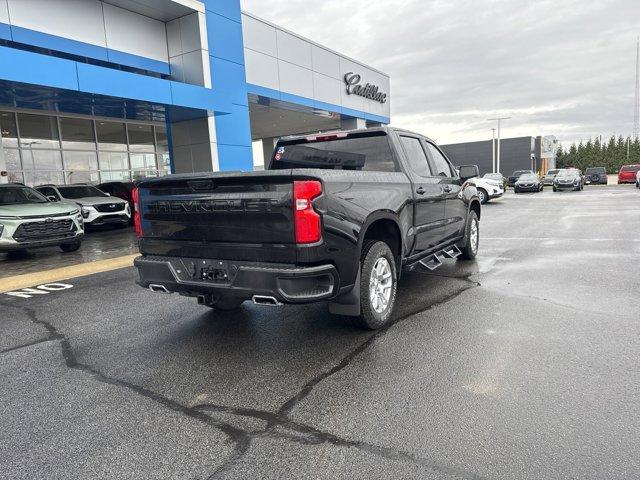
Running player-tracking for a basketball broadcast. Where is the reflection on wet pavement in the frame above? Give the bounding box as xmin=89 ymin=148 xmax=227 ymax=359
xmin=0 ymin=226 xmax=138 ymax=278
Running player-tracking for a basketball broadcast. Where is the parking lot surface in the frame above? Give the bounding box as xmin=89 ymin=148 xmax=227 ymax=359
xmin=1 ymin=185 xmax=639 ymax=479
xmin=0 ymin=226 xmax=138 ymax=279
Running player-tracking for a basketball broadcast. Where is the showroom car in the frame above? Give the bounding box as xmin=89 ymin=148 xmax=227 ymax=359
xmin=36 ymin=184 xmax=131 ymax=228
xmin=553 ymin=169 xmax=584 ymax=191
xmin=0 ymin=183 xmax=84 ymax=253
xmin=514 ymin=173 xmax=544 ymax=193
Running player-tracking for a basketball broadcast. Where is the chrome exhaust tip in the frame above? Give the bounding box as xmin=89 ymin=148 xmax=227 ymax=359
xmin=149 ymin=284 xmax=171 ymax=294
xmin=252 ymin=295 xmax=282 ymax=306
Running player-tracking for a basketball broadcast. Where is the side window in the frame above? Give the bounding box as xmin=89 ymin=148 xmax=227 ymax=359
xmin=38 ymin=187 xmax=57 ymax=199
xmin=399 ymin=136 xmax=432 ymax=177
xmin=425 ymin=142 xmax=454 ymax=177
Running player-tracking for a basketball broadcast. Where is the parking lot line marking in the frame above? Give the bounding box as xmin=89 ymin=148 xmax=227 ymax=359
xmin=0 ymin=254 xmax=139 ymax=293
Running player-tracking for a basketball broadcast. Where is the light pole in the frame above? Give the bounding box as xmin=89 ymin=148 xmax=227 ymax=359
xmin=487 ymin=117 xmax=511 ymax=174
xmin=491 ymin=128 xmax=496 ymax=172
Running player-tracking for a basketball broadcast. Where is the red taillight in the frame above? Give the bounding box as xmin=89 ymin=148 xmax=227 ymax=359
xmin=132 ymin=187 xmax=142 ymax=237
xmin=293 ymin=180 xmax=322 ymax=244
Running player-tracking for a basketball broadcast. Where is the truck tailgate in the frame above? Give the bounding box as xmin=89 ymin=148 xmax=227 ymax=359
xmin=137 ymin=172 xmax=296 ymax=261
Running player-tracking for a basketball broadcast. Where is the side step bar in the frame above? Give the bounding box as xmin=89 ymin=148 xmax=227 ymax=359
xmin=417 ymin=245 xmax=461 ymax=271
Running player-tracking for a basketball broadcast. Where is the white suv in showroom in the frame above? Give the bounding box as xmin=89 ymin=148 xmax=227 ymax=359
xmin=36 ymin=184 xmax=131 ymax=228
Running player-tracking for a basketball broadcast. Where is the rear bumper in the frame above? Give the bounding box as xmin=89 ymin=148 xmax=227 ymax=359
xmin=134 ymin=255 xmax=340 ymax=304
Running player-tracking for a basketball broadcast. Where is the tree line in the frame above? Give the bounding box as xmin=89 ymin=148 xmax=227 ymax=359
xmin=556 ymin=136 xmax=640 ymax=173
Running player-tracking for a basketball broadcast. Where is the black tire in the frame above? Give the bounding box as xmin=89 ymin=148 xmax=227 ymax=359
xmin=60 ymin=240 xmax=81 ymax=253
xmin=352 ymin=240 xmax=397 ymax=330
xmin=514 ymin=187 xmax=519 ymax=194
xmin=206 ymin=296 xmax=245 ymax=311
xmin=591 ymin=174 xmax=600 ymax=184
xmin=539 ymin=185 xmax=544 ymax=191
xmin=459 ymin=210 xmax=479 ymax=260
xmin=477 ymin=188 xmax=488 ymax=204
xmin=553 ymin=186 xmax=557 ymax=192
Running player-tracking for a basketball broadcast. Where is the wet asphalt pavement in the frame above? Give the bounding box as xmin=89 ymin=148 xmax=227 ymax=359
xmin=1 ymin=185 xmax=639 ymax=479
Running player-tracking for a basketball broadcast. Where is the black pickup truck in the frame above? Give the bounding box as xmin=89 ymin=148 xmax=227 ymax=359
xmin=133 ymin=127 xmax=481 ymax=329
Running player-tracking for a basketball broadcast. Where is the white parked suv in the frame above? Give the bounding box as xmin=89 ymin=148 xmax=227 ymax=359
xmin=467 ymin=175 xmax=504 ymax=204
xmin=36 ymin=184 xmax=131 ymax=227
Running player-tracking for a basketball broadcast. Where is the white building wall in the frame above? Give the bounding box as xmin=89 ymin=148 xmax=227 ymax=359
xmin=0 ymin=1 xmax=9 ymax=24
xmin=6 ymin=0 xmax=169 ymax=63
xmin=241 ymin=12 xmax=390 ymax=120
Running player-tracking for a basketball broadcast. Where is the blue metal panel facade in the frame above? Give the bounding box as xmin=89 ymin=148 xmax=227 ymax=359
xmin=204 ymin=0 xmax=253 ymax=171
xmin=0 ymin=0 xmax=389 ymax=176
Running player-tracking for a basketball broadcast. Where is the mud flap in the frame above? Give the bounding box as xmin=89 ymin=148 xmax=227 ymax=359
xmin=328 ymin=268 xmax=361 ymax=316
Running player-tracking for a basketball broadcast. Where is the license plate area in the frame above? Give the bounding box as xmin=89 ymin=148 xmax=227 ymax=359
xmin=169 ymin=258 xmax=233 ymax=284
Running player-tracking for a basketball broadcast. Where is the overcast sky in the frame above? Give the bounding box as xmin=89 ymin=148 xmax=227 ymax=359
xmin=241 ymin=0 xmax=640 ymax=146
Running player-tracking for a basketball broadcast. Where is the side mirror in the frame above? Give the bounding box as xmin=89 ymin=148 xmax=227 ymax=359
xmin=47 ymin=196 xmax=58 ymax=202
xmin=458 ymin=165 xmax=479 ymax=181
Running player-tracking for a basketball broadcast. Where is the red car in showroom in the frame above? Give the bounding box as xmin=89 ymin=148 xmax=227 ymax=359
xmin=617 ymin=164 xmax=640 ymax=184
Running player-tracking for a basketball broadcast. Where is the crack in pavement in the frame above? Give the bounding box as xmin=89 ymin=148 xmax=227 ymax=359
xmin=203 ymin=281 xmax=481 ymax=478
xmin=276 ymin=281 xmax=480 ymax=419
xmin=0 ymin=280 xmax=482 ymax=480
xmin=194 ymin=403 xmax=487 ymax=480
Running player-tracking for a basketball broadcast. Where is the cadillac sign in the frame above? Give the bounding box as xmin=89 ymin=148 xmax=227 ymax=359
xmin=343 ymin=72 xmax=387 ymax=104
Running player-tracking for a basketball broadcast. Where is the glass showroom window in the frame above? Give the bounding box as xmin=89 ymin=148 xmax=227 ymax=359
xmin=0 ymin=111 xmax=22 ymax=183
xmin=18 ymin=113 xmax=65 ymax=186
xmin=1 ymin=111 xmax=170 ymax=186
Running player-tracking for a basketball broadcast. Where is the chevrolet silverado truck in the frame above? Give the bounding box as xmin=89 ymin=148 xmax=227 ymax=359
xmin=133 ymin=127 xmax=481 ymax=329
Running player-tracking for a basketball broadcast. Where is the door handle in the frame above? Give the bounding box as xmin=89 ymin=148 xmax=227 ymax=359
xmin=416 ymin=186 xmax=426 ymax=195
xmin=442 ymin=185 xmax=453 ymax=193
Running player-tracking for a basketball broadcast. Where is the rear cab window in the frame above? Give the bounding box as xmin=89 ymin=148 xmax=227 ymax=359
xmin=269 ymin=131 xmax=399 ymax=172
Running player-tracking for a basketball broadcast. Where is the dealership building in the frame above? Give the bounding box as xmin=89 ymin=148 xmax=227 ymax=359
xmin=441 ymin=136 xmax=558 ymax=176
xmin=0 ymin=0 xmax=390 ymax=186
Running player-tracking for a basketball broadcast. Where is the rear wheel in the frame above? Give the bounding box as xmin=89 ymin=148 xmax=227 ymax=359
xmin=60 ymin=240 xmax=81 ymax=253
xmin=352 ymin=240 xmax=397 ymax=330
xmin=459 ymin=210 xmax=479 ymax=260
xmin=553 ymin=186 xmax=557 ymax=192
xmin=514 ymin=187 xmax=519 ymax=194
xmin=477 ymin=188 xmax=488 ymax=204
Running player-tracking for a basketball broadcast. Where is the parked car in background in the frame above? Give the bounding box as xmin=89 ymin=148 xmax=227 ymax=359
xmin=483 ymin=172 xmax=507 ymax=190
xmin=584 ymin=167 xmax=608 ymax=185
xmin=543 ymin=169 xmax=559 ymax=185
xmin=0 ymin=184 xmax=84 ymax=253
xmin=553 ymin=169 xmax=583 ymax=191
xmin=36 ymin=184 xmax=131 ymax=228
xmin=97 ymin=181 xmax=136 ymax=221
xmin=508 ymin=170 xmax=535 ymax=188
xmin=514 ymin=173 xmax=544 ymax=193
xmin=617 ymin=164 xmax=640 ymax=184
xmin=466 ymin=175 xmax=504 ymax=204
